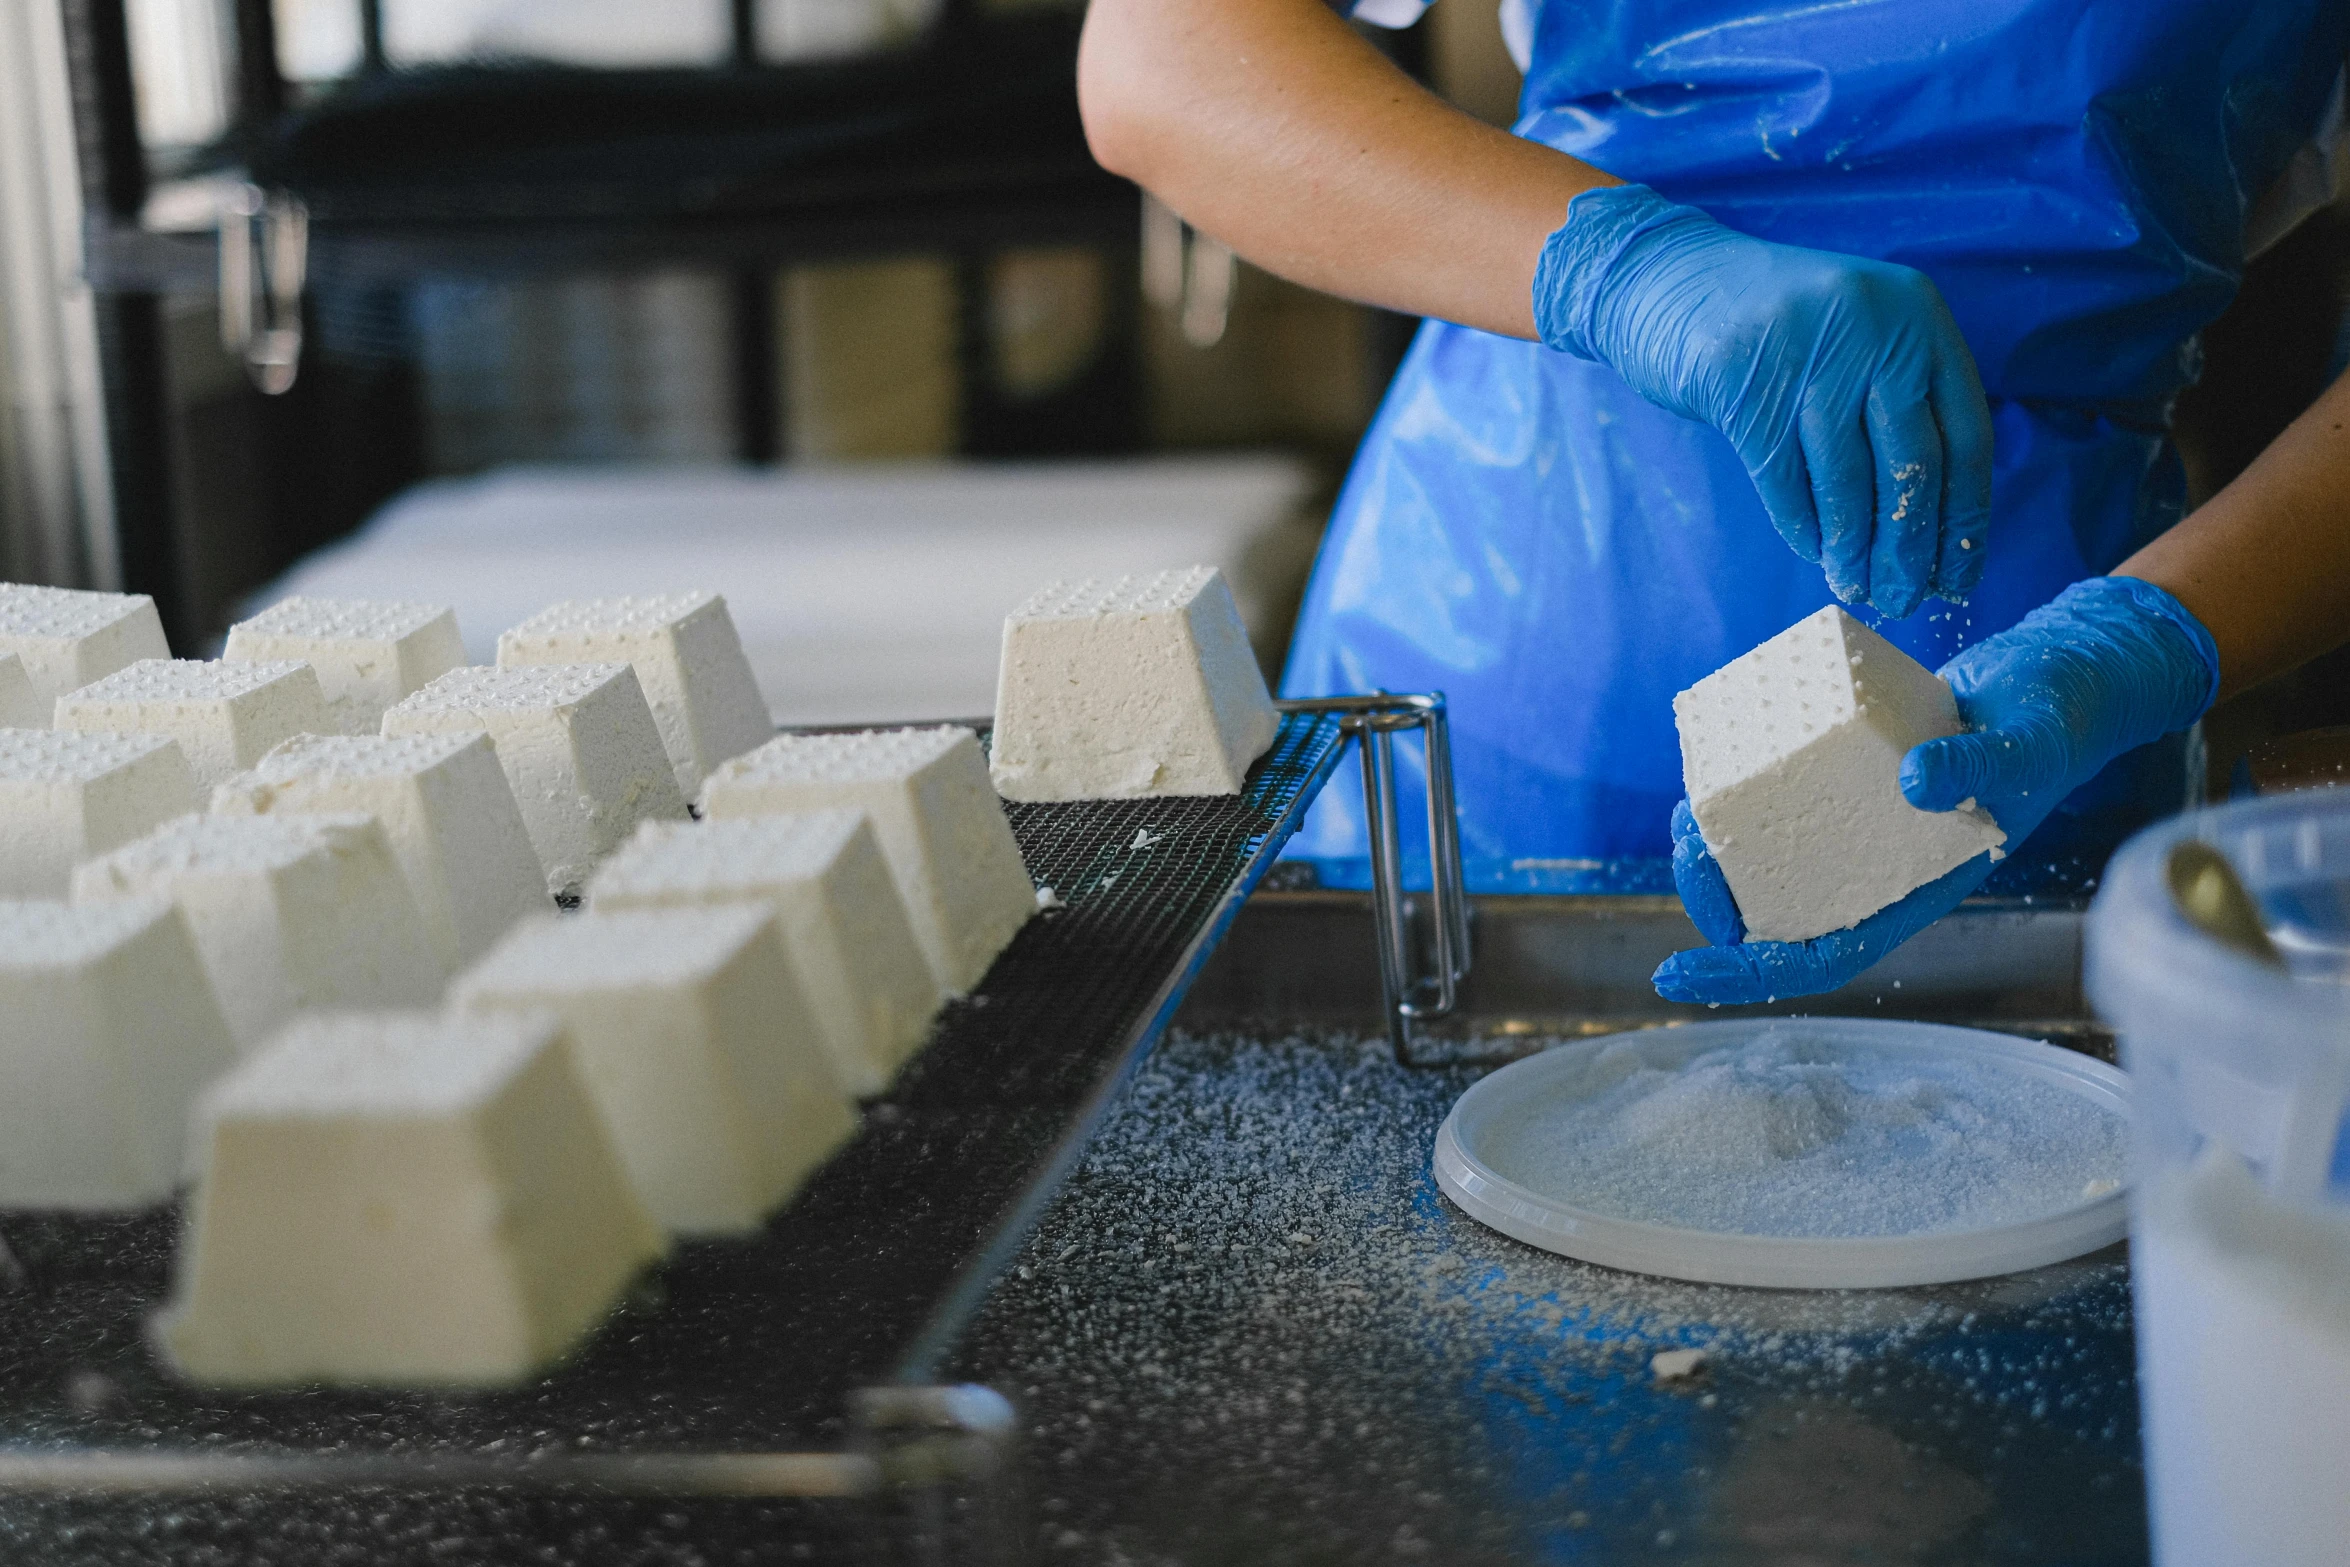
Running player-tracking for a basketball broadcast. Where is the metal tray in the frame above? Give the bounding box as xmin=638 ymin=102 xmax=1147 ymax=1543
xmin=944 ymin=889 xmax=2147 ymax=1566
xmin=0 ymin=708 xmax=1364 ymax=1562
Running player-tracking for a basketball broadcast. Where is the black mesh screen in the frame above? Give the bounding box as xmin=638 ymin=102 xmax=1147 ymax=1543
xmin=0 ymin=709 xmax=1348 ymax=1535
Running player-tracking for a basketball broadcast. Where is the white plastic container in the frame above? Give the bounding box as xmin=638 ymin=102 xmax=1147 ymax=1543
xmin=2086 ymin=790 xmax=2350 ymax=1567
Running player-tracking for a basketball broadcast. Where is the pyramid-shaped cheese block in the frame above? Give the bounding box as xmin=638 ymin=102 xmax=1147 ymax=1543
xmin=1674 ymin=606 xmax=2007 ymax=944
xmin=54 ymin=659 xmax=330 ymax=792
xmin=73 ymin=813 xmax=446 ymax=1051
xmin=589 ymin=812 xmax=943 ymax=1096
xmin=497 ymin=592 xmax=771 ymax=797
xmin=452 ymin=905 xmax=855 ymax=1234
xmin=699 ymin=726 xmax=1032 ymax=992
xmin=991 ymin=566 xmax=1278 ymax=801
xmin=224 ymin=596 xmax=466 ymax=735
xmin=0 ymin=654 xmax=40 ymax=727
xmin=0 ymin=898 xmax=236 ymax=1210
xmin=213 ymin=732 xmax=546 ymax=970
xmin=382 ymin=664 xmax=687 ymax=897
xmin=0 ymin=729 xmax=197 ymax=896
xmin=156 ymin=1010 xmax=664 ymax=1387
xmin=0 ymin=584 xmax=169 ymax=706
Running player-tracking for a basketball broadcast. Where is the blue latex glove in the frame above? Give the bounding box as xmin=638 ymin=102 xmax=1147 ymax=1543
xmin=1653 ymin=576 xmax=2222 ymax=1004
xmin=1534 ymin=184 xmax=1995 ymax=618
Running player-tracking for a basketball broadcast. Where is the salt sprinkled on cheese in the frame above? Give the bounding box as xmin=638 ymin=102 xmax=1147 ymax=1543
xmin=156 ymin=1009 xmax=664 ymax=1387
xmin=0 ymin=655 xmax=40 ymax=728
xmin=224 ymin=596 xmax=465 ymax=735
xmin=990 ymin=565 xmax=1278 ymax=802
xmin=54 ymin=659 xmax=331 ymax=793
xmin=497 ymin=592 xmax=771 ymax=796
xmin=382 ymin=663 xmax=687 ymax=897
xmin=452 ymin=905 xmax=855 ymax=1235
xmin=0 ymin=729 xmax=198 ymax=896
xmin=72 ymin=812 xmax=447 ymax=1051
xmin=699 ymin=726 xmax=1032 ymax=992
xmin=0 ymin=584 xmax=170 ymax=705
xmin=213 ymin=731 xmax=546 ymax=970
xmin=0 ymin=897 xmax=237 ymax=1210
xmin=1673 ymin=606 xmax=2005 ymax=944
xmin=589 ymin=812 xmax=943 ymax=1095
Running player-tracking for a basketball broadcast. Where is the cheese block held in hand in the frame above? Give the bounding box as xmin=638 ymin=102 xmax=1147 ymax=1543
xmin=156 ymin=1010 xmax=664 ymax=1387
xmin=213 ymin=731 xmax=546 ymax=969
xmin=589 ymin=812 xmax=942 ymax=1096
xmin=990 ymin=566 xmax=1278 ymax=801
xmin=1674 ymin=605 xmax=2006 ymax=944
xmin=73 ymin=813 xmax=446 ymax=1050
xmin=0 ymin=729 xmax=197 ymax=897
xmin=382 ymin=664 xmax=686 ymax=898
xmin=699 ymin=726 xmax=1031 ymax=993
xmin=224 ymin=596 xmax=466 ymax=735
xmin=0 ymin=898 xmax=236 ymax=1210
xmin=497 ymin=592 xmax=771 ymax=797
xmin=55 ymin=659 xmax=330 ymax=792
xmin=453 ymin=905 xmax=855 ymax=1235
xmin=0 ymin=584 xmax=170 ymax=706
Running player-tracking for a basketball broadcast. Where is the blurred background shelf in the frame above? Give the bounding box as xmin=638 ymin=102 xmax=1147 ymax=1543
xmin=33 ymin=0 xmax=1469 ymax=661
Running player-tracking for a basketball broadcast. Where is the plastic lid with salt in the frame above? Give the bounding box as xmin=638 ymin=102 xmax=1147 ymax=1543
xmin=1433 ymin=1018 xmax=2130 ymax=1289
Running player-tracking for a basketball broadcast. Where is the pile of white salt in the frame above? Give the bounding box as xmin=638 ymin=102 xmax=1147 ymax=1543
xmin=1476 ymin=1028 xmax=2126 ymax=1239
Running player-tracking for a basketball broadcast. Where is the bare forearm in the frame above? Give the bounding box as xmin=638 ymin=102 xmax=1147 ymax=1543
xmin=2119 ymin=370 xmax=2350 ymax=700
xmin=1077 ymin=0 xmax=1617 ymax=338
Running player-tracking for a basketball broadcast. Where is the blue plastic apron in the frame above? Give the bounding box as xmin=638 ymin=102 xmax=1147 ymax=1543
xmin=1283 ymin=0 xmax=2347 ymax=892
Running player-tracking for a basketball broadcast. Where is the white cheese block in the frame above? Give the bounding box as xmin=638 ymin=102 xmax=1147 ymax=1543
xmin=0 ymin=584 xmax=170 ymax=706
xmin=72 ymin=813 xmax=447 ymax=1051
xmin=452 ymin=905 xmax=855 ymax=1234
xmin=588 ymin=812 xmax=943 ymax=1095
xmin=0 ymin=898 xmax=237 ymax=1210
xmin=0 ymin=654 xmax=41 ymax=728
xmin=223 ymin=596 xmax=466 ymax=735
xmin=1674 ymin=605 xmax=2007 ymax=944
xmin=990 ymin=565 xmax=1279 ymax=801
xmin=381 ymin=664 xmax=687 ymax=897
xmin=155 ymin=1009 xmax=664 ymax=1387
xmin=54 ymin=659 xmax=332 ymax=793
xmin=212 ymin=731 xmax=547 ymax=970
xmin=0 ymin=729 xmax=199 ymax=896
xmin=699 ymin=726 xmax=1032 ymax=992
xmin=497 ymin=591 xmax=771 ymax=796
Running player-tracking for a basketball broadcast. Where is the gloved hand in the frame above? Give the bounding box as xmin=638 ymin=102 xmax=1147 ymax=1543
xmin=1535 ymin=184 xmax=1995 ymax=618
xmin=1653 ymin=576 xmax=2222 ymax=1004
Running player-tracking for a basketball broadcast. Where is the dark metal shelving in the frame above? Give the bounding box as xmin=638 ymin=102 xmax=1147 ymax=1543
xmin=53 ymin=0 xmax=1144 ymax=646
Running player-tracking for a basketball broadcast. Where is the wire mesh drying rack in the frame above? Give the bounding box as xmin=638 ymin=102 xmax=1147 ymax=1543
xmin=0 ymin=696 xmax=1466 ymax=1559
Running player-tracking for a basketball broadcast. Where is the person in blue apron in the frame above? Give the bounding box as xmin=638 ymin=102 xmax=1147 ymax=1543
xmin=1077 ymin=0 xmax=2350 ymax=1001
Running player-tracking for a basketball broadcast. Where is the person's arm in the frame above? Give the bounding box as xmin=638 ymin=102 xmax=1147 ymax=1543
xmin=2119 ymin=369 xmax=2350 ymax=700
xmin=1081 ymin=0 xmax=1993 ymax=615
xmin=1078 ymin=0 xmax=1615 ymax=338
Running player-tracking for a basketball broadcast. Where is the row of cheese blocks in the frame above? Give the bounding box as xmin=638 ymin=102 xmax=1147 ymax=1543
xmin=0 ymin=563 xmax=1279 ymax=913
xmin=0 ymin=583 xmax=772 ymax=903
xmin=5 ymin=725 xmax=1037 ymax=1385
xmin=3 ymin=722 xmax=1038 ymax=1200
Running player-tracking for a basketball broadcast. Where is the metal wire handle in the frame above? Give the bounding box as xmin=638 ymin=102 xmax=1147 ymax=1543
xmin=218 ymin=184 xmax=308 ymax=396
xmin=1276 ymin=694 xmax=1471 ymax=1060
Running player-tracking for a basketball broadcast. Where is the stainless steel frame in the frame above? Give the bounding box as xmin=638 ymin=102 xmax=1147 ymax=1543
xmin=1276 ymin=693 xmax=1473 ymax=1061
